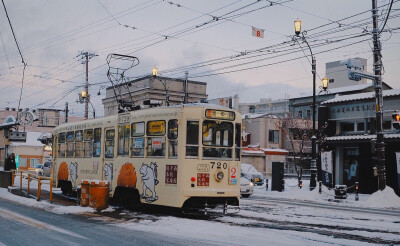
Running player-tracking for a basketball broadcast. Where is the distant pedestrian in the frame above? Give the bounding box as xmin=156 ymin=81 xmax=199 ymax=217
xmin=4 ymin=153 xmax=16 ymax=171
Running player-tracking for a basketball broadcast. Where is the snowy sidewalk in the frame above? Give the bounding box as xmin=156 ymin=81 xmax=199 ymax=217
xmin=254 ymin=178 xmax=400 ymax=210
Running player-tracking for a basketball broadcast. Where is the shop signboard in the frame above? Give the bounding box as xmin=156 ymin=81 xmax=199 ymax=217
xmin=321 ymin=151 xmax=333 ymax=188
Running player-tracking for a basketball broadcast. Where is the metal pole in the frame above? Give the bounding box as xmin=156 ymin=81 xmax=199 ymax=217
xmin=85 ymin=53 xmax=89 ymax=120
xmin=65 ymin=102 xmax=68 ymax=123
xmin=372 ymin=0 xmax=386 ymax=190
xmin=310 ymin=55 xmax=317 ymax=190
xmin=184 ymin=71 xmax=188 ymax=104
xmin=296 ymin=33 xmax=317 ymax=190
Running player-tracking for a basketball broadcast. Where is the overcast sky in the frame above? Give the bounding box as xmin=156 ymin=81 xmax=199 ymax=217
xmin=0 ymin=0 xmax=399 ymax=117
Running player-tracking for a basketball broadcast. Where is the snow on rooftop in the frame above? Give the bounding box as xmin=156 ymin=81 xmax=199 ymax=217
xmin=322 ymin=88 xmax=400 ymax=104
xmin=326 ymin=133 xmax=400 ymax=141
xmin=242 ymin=113 xmax=279 ymax=119
xmin=11 ymin=131 xmax=50 ymax=147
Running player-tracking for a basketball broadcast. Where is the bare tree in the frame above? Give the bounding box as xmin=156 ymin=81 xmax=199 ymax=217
xmin=278 ymin=113 xmax=313 ymax=186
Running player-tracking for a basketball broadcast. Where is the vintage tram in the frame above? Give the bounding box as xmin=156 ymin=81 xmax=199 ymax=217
xmin=52 ymin=104 xmax=242 ymax=212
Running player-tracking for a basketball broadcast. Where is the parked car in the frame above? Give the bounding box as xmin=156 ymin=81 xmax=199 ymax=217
xmin=28 ymin=164 xmax=43 ymax=176
xmin=41 ymin=160 xmax=52 ymax=177
xmin=240 ymin=175 xmax=254 ymax=198
xmin=241 ymin=163 xmax=264 ymax=186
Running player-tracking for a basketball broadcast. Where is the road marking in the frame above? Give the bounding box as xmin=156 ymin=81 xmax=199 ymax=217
xmin=0 ymin=208 xmax=88 ymax=240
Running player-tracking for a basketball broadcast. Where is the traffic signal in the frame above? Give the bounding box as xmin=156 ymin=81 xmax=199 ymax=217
xmin=392 ymin=111 xmax=400 ymax=129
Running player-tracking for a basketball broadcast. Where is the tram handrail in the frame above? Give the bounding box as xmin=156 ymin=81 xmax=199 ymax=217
xmin=10 ymin=169 xmax=53 ymax=203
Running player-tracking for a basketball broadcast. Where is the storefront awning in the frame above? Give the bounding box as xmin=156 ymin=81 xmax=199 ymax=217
xmin=326 ymin=133 xmax=400 ymax=143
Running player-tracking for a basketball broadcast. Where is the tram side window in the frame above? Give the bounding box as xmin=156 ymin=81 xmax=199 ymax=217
xmin=58 ymin=133 xmax=66 ymax=158
xmin=235 ymin=123 xmax=241 ymax=161
xmin=105 ymin=129 xmax=115 ymax=158
xmin=93 ymin=128 xmax=101 ymax=157
xmin=202 ymin=121 xmax=233 ymax=159
xmin=118 ymin=125 xmax=130 ymax=156
xmin=168 ymin=119 xmax=178 ymax=158
xmin=84 ymin=129 xmax=93 ymax=157
xmin=66 ymin=131 xmax=74 ymax=158
xmin=186 ymin=121 xmax=199 ymax=157
xmin=131 ymin=122 xmax=145 ymax=157
xmin=147 ymin=120 xmax=166 ymax=157
xmin=75 ymin=130 xmax=84 ymax=158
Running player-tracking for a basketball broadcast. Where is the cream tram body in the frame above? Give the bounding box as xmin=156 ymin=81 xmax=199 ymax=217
xmin=53 ymin=104 xmax=242 ymax=209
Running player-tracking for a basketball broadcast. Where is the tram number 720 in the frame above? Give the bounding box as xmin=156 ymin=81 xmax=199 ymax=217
xmin=211 ymin=162 xmax=227 ymax=169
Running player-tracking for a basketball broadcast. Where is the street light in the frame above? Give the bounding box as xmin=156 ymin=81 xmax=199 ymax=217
xmin=152 ymin=67 xmax=158 ymax=77
xmin=151 ymin=67 xmax=169 ymax=106
xmin=294 ymin=20 xmax=302 ymax=36
xmin=321 ymin=78 xmax=329 ymax=91
xmin=294 ymin=19 xmax=317 ymax=190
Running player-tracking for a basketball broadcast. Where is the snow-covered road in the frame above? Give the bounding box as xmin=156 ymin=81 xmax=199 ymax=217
xmin=1 ymin=176 xmax=399 ymax=245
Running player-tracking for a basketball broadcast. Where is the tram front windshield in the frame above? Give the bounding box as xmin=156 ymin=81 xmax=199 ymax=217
xmin=202 ymin=120 xmax=233 ymax=159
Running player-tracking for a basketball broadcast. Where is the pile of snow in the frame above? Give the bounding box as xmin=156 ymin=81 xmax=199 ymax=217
xmin=365 ymin=187 xmax=400 ymax=209
xmin=253 ymin=178 xmax=400 ymax=209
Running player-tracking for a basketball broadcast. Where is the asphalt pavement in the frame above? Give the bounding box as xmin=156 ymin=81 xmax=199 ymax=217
xmin=0 ymin=197 xmax=217 ymax=246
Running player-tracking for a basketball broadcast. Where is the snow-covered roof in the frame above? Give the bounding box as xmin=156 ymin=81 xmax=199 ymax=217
xmin=242 ymin=147 xmax=289 ymax=155
xmin=326 ymin=133 xmax=400 ymax=141
xmin=242 ymin=113 xmax=279 ymax=119
xmin=322 ymin=89 xmax=400 ymax=104
xmin=11 ymin=131 xmax=47 ymax=147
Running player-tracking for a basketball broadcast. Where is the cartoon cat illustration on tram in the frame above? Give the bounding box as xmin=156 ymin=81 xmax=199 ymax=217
xmin=69 ymin=162 xmax=78 ymax=186
xmin=139 ymin=162 xmax=159 ymax=202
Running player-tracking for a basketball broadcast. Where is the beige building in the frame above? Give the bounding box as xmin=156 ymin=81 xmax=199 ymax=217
xmin=241 ymin=113 xmax=287 ymax=176
xmin=102 ymin=75 xmax=208 ymax=116
xmin=242 ymin=113 xmax=282 ymax=149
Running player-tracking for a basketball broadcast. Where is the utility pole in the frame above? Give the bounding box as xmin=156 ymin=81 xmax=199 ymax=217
xmin=79 ymin=51 xmax=96 ymax=120
xmin=184 ymin=71 xmax=189 ymax=104
xmin=372 ymin=0 xmax=386 ymax=190
xmin=64 ymin=102 xmax=69 ymax=123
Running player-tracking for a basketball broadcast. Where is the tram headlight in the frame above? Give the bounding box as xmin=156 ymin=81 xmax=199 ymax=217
xmin=215 ymin=171 xmax=224 ymax=182
xmin=249 ymin=182 xmax=254 ymax=187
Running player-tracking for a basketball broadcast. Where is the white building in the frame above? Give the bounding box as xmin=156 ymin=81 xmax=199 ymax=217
xmin=325 ymin=57 xmax=368 ymax=89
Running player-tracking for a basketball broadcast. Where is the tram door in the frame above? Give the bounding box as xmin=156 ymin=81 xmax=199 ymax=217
xmin=103 ymin=127 xmax=115 ymax=184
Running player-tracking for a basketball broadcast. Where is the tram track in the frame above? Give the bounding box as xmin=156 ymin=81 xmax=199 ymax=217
xmin=93 ymin=204 xmax=400 ymax=245
xmin=51 ymin=191 xmax=400 ymax=244
xmin=249 ymin=195 xmax=400 ymax=218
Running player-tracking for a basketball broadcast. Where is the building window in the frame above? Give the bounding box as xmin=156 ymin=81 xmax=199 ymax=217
xmin=268 ymin=130 xmax=279 ymax=143
xmin=19 ymin=157 xmax=28 ymax=168
xmin=297 ymin=110 xmax=303 ymax=119
xmin=30 ymin=158 xmax=41 ymax=167
xmin=341 ymin=122 xmax=355 ymax=133
xmin=329 ymin=79 xmax=334 ymax=83
xmin=357 ymin=122 xmax=365 ymax=132
xmin=306 ymin=109 xmax=311 ymax=119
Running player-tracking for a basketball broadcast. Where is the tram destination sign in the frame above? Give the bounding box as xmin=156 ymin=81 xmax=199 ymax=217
xmin=205 ymin=109 xmax=235 ymax=121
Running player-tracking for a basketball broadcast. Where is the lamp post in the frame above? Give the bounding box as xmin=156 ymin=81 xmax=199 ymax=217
xmin=294 ymin=20 xmax=317 ymax=190
xmin=152 ymin=67 xmax=170 ymax=106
